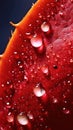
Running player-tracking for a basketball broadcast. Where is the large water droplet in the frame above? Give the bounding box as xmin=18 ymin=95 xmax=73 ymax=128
xmin=17 ymin=113 xmax=29 ymax=125
xmin=33 ymin=83 xmax=46 ymax=97
xmin=41 ymin=22 xmax=50 ymax=33
xmin=30 ymin=34 xmax=43 ymax=48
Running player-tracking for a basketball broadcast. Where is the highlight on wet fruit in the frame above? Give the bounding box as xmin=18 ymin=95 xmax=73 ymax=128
xmin=0 ymin=0 xmax=73 ymax=130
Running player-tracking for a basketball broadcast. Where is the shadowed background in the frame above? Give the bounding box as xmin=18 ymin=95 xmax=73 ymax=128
xmin=0 ymin=0 xmax=36 ymax=54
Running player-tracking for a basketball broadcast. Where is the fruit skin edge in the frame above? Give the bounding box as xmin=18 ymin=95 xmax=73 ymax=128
xmin=0 ymin=0 xmax=53 ymax=85
xmin=0 ymin=0 xmax=73 ymax=130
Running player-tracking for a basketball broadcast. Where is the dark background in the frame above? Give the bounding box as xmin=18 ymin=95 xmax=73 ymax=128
xmin=0 ymin=0 xmax=36 ymax=54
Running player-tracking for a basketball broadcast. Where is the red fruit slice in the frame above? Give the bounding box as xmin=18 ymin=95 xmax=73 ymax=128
xmin=0 ymin=0 xmax=73 ymax=130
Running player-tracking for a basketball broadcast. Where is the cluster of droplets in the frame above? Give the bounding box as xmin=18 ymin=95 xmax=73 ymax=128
xmin=30 ymin=21 xmax=52 ymax=54
xmin=16 ymin=111 xmax=34 ymax=128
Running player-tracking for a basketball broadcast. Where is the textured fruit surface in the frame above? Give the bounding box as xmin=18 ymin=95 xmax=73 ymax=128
xmin=0 ymin=0 xmax=73 ymax=130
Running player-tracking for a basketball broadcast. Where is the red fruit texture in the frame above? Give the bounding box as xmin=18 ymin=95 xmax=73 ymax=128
xmin=0 ymin=0 xmax=73 ymax=130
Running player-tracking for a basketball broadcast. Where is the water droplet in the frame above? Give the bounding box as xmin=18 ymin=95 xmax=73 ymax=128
xmin=59 ymin=11 xmax=64 ymax=17
xmin=7 ymin=112 xmax=14 ymax=123
xmin=13 ymin=51 xmax=19 ymax=59
xmin=24 ymin=75 xmax=28 ymax=82
xmin=70 ymin=59 xmax=73 ymax=63
xmin=41 ymin=22 xmax=50 ymax=33
xmin=53 ymin=65 xmax=58 ymax=69
xmin=30 ymin=34 xmax=43 ymax=48
xmin=53 ymin=98 xmax=58 ymax=104
xmin=60 ymin=4 xmax=65 ymax=9
xmin=25 ymin=32 xmax=31 ymax=36
xmin=33 ymin=83 xmax=46 ymax=97
xmin=70 ymin=0 xmax=73 ymax=3
xmin=27 ymin=113 xmax=33 ymax=120
xmin=1 ymin=84 xmax=4 ymax=87
xmin=62 ymin=107 xmax=70 ymax=115
xmin=17 ymin=113 xmax=29 ymax=125
xmin=6 ymin=102 xmax=11 ymax=109
xmin=41 ymin=65 xmax=49 ymax=77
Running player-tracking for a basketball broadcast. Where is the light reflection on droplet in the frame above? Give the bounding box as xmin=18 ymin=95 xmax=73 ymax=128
xmin=33 ymin=83 xmax=46 ymax=97
xmin=62 ymin=107 xmax=70 ymax=115
xmin=41 ymin=22 xmax=50 ymax=33
xmin=17 ymin=113 xmax=29 ymax=125
xmin=31 ymin=34 xmax=43 ymax=48
xmin=41 ymin=65 xmax=49 ymax=76
xmin=7 ymin=112 xmax=14 ymax=123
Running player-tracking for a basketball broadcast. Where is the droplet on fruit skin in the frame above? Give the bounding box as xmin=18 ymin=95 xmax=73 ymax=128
xmin=13 ymin=51 xmax=19 ymax=59
xmin=59 ymin=11 xmax=64 ymax=17
xmin=41 ymin=22 xmax=51 ymax=33
xmin=41 ymin=65 xmax=50 ymax=77
xmin=30 ymin=34 xmax=45 ymax=54
xmin=33 ymin=83 xmax=46 ymax=97
xmin=30 ymin=34 xmax=43 ymax=48
xmin=52 ymin=98 xmax=58 ymax=104
xmin=6 ymin=102 xmax=11 ymax=109
xmin=7 ymin=112 xmax=14 ymax=123
xmin=1 ymin=84 xmax=5 ymax=88
xmin=62 ymin=107 xmax=70 ymax=115
xmin=27 ymin=112 xmax=34 ymax=120
xmin=17 ymin=113 xmax=29 ymax=126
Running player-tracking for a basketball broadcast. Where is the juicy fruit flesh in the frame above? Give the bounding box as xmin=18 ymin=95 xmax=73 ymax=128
xmin=0 ymin=0 xmax=73 ymax=130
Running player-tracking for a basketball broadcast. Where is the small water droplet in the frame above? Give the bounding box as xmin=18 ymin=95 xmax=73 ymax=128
xmin=7 ymin=112 xmax=14 ymax=123
xmin=17 ymin=113 xmax=29 ymax=125
xmin=53 ymin=65 xmax=58 ymax=69
xmin=33 ymin=83 xmax=46 ymax=97
xmin=1 ymin=84 xmax=4 ymax=88
xmin=14 ymin=51 xmax=19 ymax=59
xmin=27 ymin=113 xmax=33 ymax=120
xmin=70 ymin=59 xmax=73 ymax=63
xmin=30 ymin=34 xmax=43 ymax=48
xmin=6 ymin=102 xmax=11 ymax=109
xmin=60 ymin=4 xmax=65 ymax=9
xmin=24 ymin=75 xmax=28 ymax=82
xmin=41 ymin=22 xmax=50 ymax=33
xmin=62 ymin=107 xmax=70 ymax=115
xmin=41 ymin=65 xmax=49 ymax=77
xmin=59 ymin=11 xmax=64 ymax=17
xmin=53 ymin=98 xmax=58 ymax=104
xmin=25 ymin=32 xmax=31 ymax=36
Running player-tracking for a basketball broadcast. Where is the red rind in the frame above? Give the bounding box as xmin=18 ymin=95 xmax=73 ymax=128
xmin=0 ymin=0 xmax=73 ymax=130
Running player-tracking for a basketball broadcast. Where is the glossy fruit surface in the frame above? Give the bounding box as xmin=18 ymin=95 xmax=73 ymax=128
xmin=0 ymin=0 xmax=73 ymax=130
